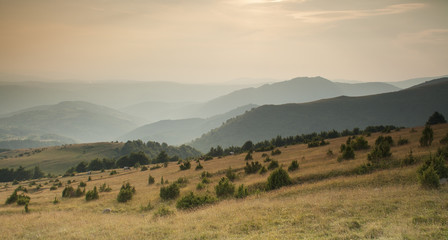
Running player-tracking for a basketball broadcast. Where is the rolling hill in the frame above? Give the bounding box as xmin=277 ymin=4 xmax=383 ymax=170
xmin=195 ymin=76 xmax=401 ymax=117
xmin=0 ymin=101 xmax=138 ymax=145
xmin=120 ymin=104 xmax=258 ymax=145
xmin=190 ymin=78 xmax=448 ymax=152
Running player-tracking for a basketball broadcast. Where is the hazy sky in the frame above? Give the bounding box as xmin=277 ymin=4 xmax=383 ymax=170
xmin=0 ymin=0 xmax=447 ymax=83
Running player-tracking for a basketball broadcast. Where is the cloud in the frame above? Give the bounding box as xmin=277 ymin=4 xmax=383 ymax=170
xmin=290 ymin=3 xmax=425 ymax=23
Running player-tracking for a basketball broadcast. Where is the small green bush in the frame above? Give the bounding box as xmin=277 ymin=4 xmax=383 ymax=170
xmin=259 ymin=166 xmax=267 ymax=174
xmin=85 ymin=186 xmax=99 ymax=201
xmin=141 ymin=166 xmax=148 ymax=171
xmin=12 ymin=180 xmax=19 ymax=185
xmin=53 ymin=197 xmax=59 ymax=204
xmin=235 ymin=184 xmax=249 ymax=199
xmin=99 ymin=183 xmax=112 ymax=192
xmin=271 ymin=149 xmax=282 ymax=156
xmin=418 ymin=165 xmax=440 ymax=189
xmin=148 ymin=175 xmax=155 ymax=185
xmin=266 ymin=168 xmax=291 ymax=190
xmin=50 ymin=185 xmax=58 ymax=191
xmin=140 ymin=201 xmax=153 ymax=212
xmin=201 ymin=177 xmax=210 ymax=184
xmin=17 ymin=194 xmax=30 ymax=205
xmin=110 ymin=170 xmax=117 ymax=175
xmin=117 ymin=182 xmax=136 ymax=203
xmin=267 ymin=160 xmax=279 ymax=170
xmin=5 ymin=190 xmax=18 ymax=204
xmin=15 ymin=185 xmax=27 ymax=193
xmin=367 ymin=136 xmax=392 ymax=163
xmin=288 ymin=160 xmax=299 ymax=172
xmin=196 ymin=183 xmax=205 ymax=190
xmin=195 ymin=162 xmax=203 ymax=170
xmin=245 ymin=152 xmax=253 ymax=160
xmin=160 ymin=183 xmax=180 ymax=201
xmin=338 ymin=145 xmax=355 ymax=162
xmin=176 ymin=177 xmax=189 ymax=187
xmin=419 ymin=125 xmax=434 ymax=147
xmin=62 ymin=186 xmax=84 ymax=198
xmin=176 ymin=192 xmax=216 ymax=210
xmin=201 ymin=171 xmax=212 ymax=178
xmin=244 ymin=161 xmax=262 ymax=174
xmin=350 ymin=136 xmax=370 ymax=150
xmin=79 ymin=181 xmax=87 ymax=187
xmin=215 ymin=177 xmax=235 ymax=198
xmin=397 ymin=137 xmax=409 ymax=146
xmin=225 ymin=167 xmax=236 ymax=181
xmin=179 ymin=161 xmax=191 ymax=170
xmin=401 ymin=150 xmax=416 ymax=166
xmin=154 ymin=205 xmax=174 ymax=217
xmin=418 ymin=155 xmax=448 ymax=179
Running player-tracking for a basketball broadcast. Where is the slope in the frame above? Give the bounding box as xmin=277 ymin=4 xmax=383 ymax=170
xmin=190 ymin=78 xmax=448 ymax=152
xmin=0 ymin=101 xmax=138 ymax=144
xmin=197 ymin=76 xmax=400 ymax=117
xmin=120 ymin=104 xmax=258 ymax=145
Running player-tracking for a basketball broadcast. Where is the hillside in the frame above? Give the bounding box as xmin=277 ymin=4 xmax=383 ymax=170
xmin=190 ymin=78 xmax=448 ymax=152
xmin=388 ymin=75 xmax=448 ymax=89
xmin=120 ymin=104 xmax=257 ymax=145
xmin=195 ymin=77 xmax=401 ymax=117
xmin=0 ymin=124 xmax=447 ymax=239
xmin=0 ymin=101 xmax=137 ymax=144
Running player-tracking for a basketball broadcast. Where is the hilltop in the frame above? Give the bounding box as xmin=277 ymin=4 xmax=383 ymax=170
xmin=0 ymin=123 xmax=447 ymax=239
xmin=190 ymin=78 xmax=448 ymax=152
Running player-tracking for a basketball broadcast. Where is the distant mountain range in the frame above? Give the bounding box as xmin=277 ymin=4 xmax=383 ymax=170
xmin=120 ymin=104 xmax=258 ymax=145
xmin=189 ymin=78 xmax=448 ymax=152
xmin=0 ymin=101 xmax=137 ymax=144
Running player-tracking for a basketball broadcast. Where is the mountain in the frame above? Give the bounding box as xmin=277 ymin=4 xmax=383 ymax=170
xmin=120 ymin=104 xmax=258 ymax=145
xmin=195 ymin=77 xmax=401 ymax=117
xmin=189 ymin=78 xmax=448 ymax=152
xmin=0 ymin=101 xmax=138 ymax=145
xmin=387 ymin=75 xmax=448 ymax=89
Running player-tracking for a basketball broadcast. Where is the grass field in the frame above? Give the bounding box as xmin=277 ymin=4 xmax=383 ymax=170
xmin=0 ymin=142 xmax=122 ymax=174
xmin=0 ymin=124 xmax=447 ymax=239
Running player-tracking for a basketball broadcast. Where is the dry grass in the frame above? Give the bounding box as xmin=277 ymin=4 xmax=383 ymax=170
xmin=1 ymin=124 xmax=447 ymax=239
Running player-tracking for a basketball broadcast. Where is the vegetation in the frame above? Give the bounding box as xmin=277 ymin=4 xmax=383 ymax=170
xmin=244 ymin=151 xmax=253 ymax=160
xmin=368 ymin=136 xmax=392 ymax=163
xmin=179 ymin=161 xmax=191 ymax=171
xmin=0 ymin=165 xmax=45 ymax=183
xmin=426 ymin=111 xmax=446 ymax=125
xmin=266 ymin=168 xmax=291 ymax=190
xmin=244 ymin=161 xmax=262 ymax=174
xmin=235 ymin=184 xmax=249 ymax=199
xmin=215 ymin=177 xmax=235 ymax=198
xmin=176 ymin=192 xmax=216 ymax=210
xmin=419 ymin=125 xmax=434 ymax=147
xmin=288 ymin=160 xmax=299 ymax=172
xmin=160 ymin=183 xmax=180 ymax=201
xmin=148 ymin=175 xmax=155 ymax=185
xmin=85 ymin=186 xmax=99 ymax=201
xmin=267 ymin=160 xmax=279 ymax=170
xmin=225 ymin=167 xmax=236 ymax=181
xmin=117 ymin=182 xmax=136 ymax=203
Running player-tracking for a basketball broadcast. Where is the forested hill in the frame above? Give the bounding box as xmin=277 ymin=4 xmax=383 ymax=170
xmin=189 ymin=78 xmax=448 ymax=152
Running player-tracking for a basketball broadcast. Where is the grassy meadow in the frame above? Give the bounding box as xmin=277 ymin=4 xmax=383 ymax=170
xmin=0 ymin=124 xmax=447 ymax=239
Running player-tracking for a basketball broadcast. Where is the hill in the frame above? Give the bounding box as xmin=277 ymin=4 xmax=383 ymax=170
xmin=388 ymin=75 xmax=448 ymax=89
xmin=0 ymin=101 xmax=138 ymax=145
xmin=120 ymin=104 xmax=258 ymax=145
xmin=0 ymin=124 xmax=447 ymax=239
xmin=196 ymin=76 xmax=400 ymax=117
xmin=190 ymin=78 xmax=448 ymax=152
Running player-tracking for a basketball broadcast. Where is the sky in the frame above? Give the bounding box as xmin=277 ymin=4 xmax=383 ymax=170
xmin=0 ymin=0 xmax=447 ymax=83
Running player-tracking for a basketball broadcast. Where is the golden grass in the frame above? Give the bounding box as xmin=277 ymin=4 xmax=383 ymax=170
xmin=0 ymin=124 xmax=447 ymax=239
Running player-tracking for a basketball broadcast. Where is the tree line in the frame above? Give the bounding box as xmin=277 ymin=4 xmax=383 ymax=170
xmin=0 ymin=166 xmax=45 ymax=182
xmin=206 ymin=125 xmax=401 ymax=157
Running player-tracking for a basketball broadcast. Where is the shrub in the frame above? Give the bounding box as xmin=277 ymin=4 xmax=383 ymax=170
xmin=350 ymin=136 xmax=370 ymax=150
xmin=110 ymin=170 xmax=117 ymax=175
xmin=85 ymin=186 xmax=99 ymax=201
xmin=176 ymin=192 xmax=216 ymax=210
xmin=418 ymin=165 xmax=440 ymax=189
xmin=418 ymin=155 xmax=448 ymax=179
xmin=367 ymin=137 xmax=392 ymax=163
xmin=12 ymin=180 xmax=19 ymax=185
xmin=99 ymin=183 xmax=112 ymax=192
xmin=62 ymin=186 xmax=84 ymax=198
xmin=215 ymin=177 xmax=235 ymax=198
xmin=266 ymin=168 xmax=291 ymax=190
xmin=160 ymin=183 xmax=180 ymax=201
xmin=235 ymin=184 xmax=249 ymax=199
xmin=141 ymin=166 xmax=148 ymax=171
xmin=259 ymin=166 xmax=267 ymax=174
xmin=196 ymin=183 xmax=205 ymax=190
xmin=150 ymin=164 xmax=162 ymax=170
xmin=356 ymin=163 xmax=375 ymax=175
xmin=397 ymin=137 xmax=409 ymax=146
xmin=179 ymin=161 xmax=191 ymax=171
xmin=327 ymin=149 xmax=334 ymax=157
xmin=419 ymin=125 xmax=434 ymax=147
xmin=288 ymin=160 xmax=299 ymax=172
xmin=140 ymin=201 xmax=154 ymax=212
xmin=50 ymin=185 xmax=58 ymax=191
xmin=375 ymin=135 xmax=394 ymax=146
xmin=244 ymin=152 xmax=253 ymax=160
xmin=176 ymin=177 xmax=189 ymax=187
xmin=15 ymin=185 xmax=27 ymax=193
xmin=154 ymin=205 xmax=174 ymax=217
xmin=195 ymin=162 xmax=203 ymax=170
xmin=5 ymin=190 xmax=18 ymax=204
xmin=338 ymin=145 xmax=355 ymax=161
xmin=267 ymin=160 xmax=279 ymax=170
xmin=79 ymin=181 xmax=87 ymax=187
xmin=201 ymin=171 xmax=212 ymax=178
xmin=53 ymin=197 xmax=59 ymax=204
xmin=401 ymin=150 xmax=416 ymax=166
xmin=201 ymin=177 xmax=210 ymax=184
xmin=148 ymin=175 xmax=155 ymax=185
xmin=225 ymin=167 xmax=236 ymax=181
xmin=244 ymin=161 xmax=262 ymax=174
xmin=117 ymin=182 xmax=136 ymax=203
xmin=271 ymin=149 xmax=282 ymax=156
xmin=426 ymin=111 xmax=447 ymax=125
xmin=264 ymin=156 xmax=272 ymax=162
xmin=17 ymin=194 xmax=30 ymax=205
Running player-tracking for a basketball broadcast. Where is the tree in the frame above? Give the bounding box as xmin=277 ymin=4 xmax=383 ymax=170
xmin=241 ymin=140 xmax=254 ymax=152
xmin=267 ymin=168 xmax=291 ymax=190
xmin=160 ymin=183 xmax=180 ymax=200
xmin=32 ymin=166 xmax=44 ymax=179
xmin=88 ymin=158 xmax=103 ymax=171
xmin=156 ymin=151 xmax=169 ymax=164
xmin=215 ymin=177 xmax=235 ymax=198
xmin=129 ymin=151 xmax=150 ymax=165
xmin=426 ymin=111 xmax=447 ymax=125
xmin=420 ymin=125 xmax=434 ymax=147
xmin=75 ymin=161 xmax=88 ymax=173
